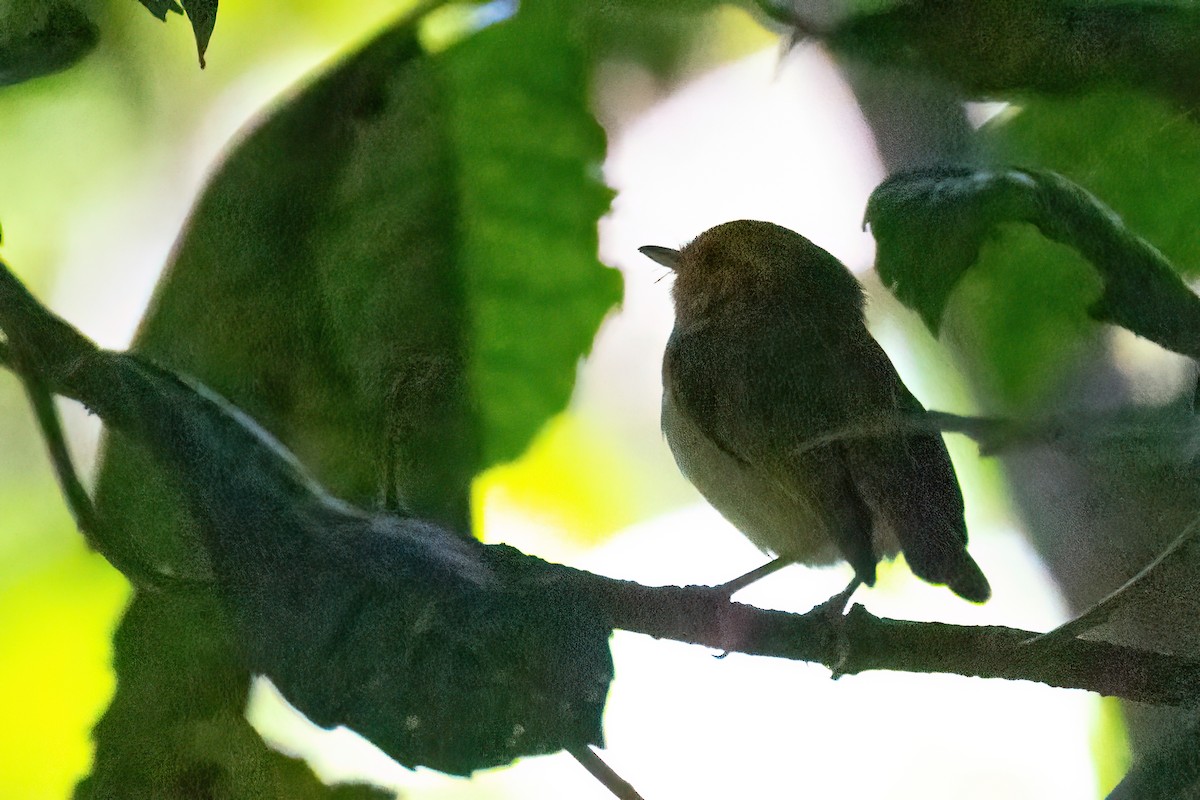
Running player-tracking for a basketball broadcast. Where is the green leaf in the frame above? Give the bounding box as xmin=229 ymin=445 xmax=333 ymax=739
xmin=946 ymin=89 xmax=1200 ymax=407
xmin=84 ymin=0 xmax=618 ymax=794
xmin=817 ymin=0 xmax=1200 ymax=108
xmin=181 ymin=0 xmax=217 ymax=68
xmin=0 ymin=247 xmax=614 ymax=781
xmin=866 ymin=164 xmax=1200 ymax=361
xmin=135 ymin=0 xmax=184 ymax=22
xmin=443 ymin=0 xmax=620 ymax=465
xmin=0 ymin=1 xmax=97 ymax=86
xmin=866 ymin=165 xmax=1039 ymax=333
xmin=985 ymin=90 xmax=1200 ymax=281
xmin=134 ymin=0 xmax=217 ymax=67
xmin=75 ymin=593 xmax=389 ymax=800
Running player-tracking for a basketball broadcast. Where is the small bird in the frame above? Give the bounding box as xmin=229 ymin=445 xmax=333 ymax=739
xmin=641 ymin=220 xmax=990 ymax=604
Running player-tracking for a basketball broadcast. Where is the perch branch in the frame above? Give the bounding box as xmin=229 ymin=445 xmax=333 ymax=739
xmin=538 ymin=568 xmax=1200 ymax=706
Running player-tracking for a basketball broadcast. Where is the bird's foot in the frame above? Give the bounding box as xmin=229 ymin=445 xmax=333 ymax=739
xmin=811 ymin=578 xmax=862 ymax=677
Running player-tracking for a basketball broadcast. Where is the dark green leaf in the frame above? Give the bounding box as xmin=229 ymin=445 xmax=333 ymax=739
xmin=75 ymin=593 xmax=389 ymax=800
xmin=815 ymin=1 xmax=1200 ymax=109
xmin=135 ymin=0 xmax=216 ymax=67
xmin=866 ymin=165 xmax=1037 ymax=332
xmin=136 ymin=0 xmax=184 ymax=22
xmin=576 ymin=0 xmax=720 ymax=77
xmin=866 ymin=165 xmax=1200 ymax=358
xmin=181 ymin=0 xmax=217 ymax=68
xmin=0 ymin=204 xmax=614 ymax=780
xmin=0 ymin=2 xmax=97 ymax=86
xmin=82 ymin=0 xmax=618 ymax=793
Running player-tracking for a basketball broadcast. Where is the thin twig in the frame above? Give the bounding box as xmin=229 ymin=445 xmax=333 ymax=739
xmin=1028 ymin=512 xmax=1200 ymax=648
xmin=18 ymin=368 xmax=203 ymax=593
xmin=795 ymin=408 xmax=1200 ymax=458
xmin=3 ymin=335 xmax=201 ymax=592
xmin=569 ymin=746 xmax=645 ymax=800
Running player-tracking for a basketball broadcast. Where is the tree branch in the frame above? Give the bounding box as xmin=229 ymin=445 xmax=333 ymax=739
xmin=540 ymin=565 xmax=1200 ymax=707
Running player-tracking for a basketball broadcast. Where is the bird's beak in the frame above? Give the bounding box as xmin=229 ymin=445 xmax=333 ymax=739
xmin=638 ymin=245 xmax=680 ymax=271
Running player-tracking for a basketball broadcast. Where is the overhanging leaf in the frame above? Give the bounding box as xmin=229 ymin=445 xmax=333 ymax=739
xmin=0 ymin=253 xmax=613 ymax=781
xmin=866 ymin=165 xmax=1200 ymax=359
xmin=181 ymin=0 xmax=217 ymax=67
xmin=135 ymin=0 xmax=217 ymax=67
xmin=136 ymin=0 xmax=183 ymax=21
xmin=807 ymin=0 xmax=1200 ymax=109
xmin=84 ymin=0 xmax=619 ymax=794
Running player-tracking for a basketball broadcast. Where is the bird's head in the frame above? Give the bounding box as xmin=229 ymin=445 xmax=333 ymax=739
xmin=640 ymin=219 xmax=864 ymax=324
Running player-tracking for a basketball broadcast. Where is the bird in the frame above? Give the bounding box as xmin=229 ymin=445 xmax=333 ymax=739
xmin=641 ymin=219 xmax=990 ymax=605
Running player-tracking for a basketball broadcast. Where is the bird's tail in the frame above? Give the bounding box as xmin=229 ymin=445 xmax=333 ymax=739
xmin=946 ymin=553 xmax=991 ymax=604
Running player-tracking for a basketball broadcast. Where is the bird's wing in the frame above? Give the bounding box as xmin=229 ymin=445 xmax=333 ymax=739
xmin=664 ymin=317 xmax=880 ymax=583
xmin=837 ymin=336 xmax=991 ymax=602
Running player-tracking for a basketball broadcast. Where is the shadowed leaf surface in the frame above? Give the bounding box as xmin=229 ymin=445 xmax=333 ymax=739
xmin=0 ymin=2 xmax=97 ymax=86
xmin=135 ymin=0 xmax=183 ymax=21
xmin=815 ymin=0 xmax=1200 ymax=110
xmin=75 ymin=592 xmax=389 ymax=800
xmin=867 ymin=165 xmax=1200 ymax=406
xmin=78 ymin=1 xmax=619 ymax=794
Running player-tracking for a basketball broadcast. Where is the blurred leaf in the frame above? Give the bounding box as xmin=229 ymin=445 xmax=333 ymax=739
xmin=84 ymin=0 xmax=617 ymax=794
xmin=941 ymin=227 xmax=1103 ymax=408
xmin=95 ymin=0 xmax=618 ymax=568
xmin=1093 ymin=697 xmax=1132 ymax=795
xmin=476 ymin=414 xmax=662 ymax=546
xmin=867 ymin=165 xmax=1200 ymax=363
xmin=810 ymin=0 xmax=1200 ymax=109
xmin=135 ymin=0 xmax=217 ymax=67
xmin=75 ymin=592 xmax=388 ymax=800
xmin=576 ymin=0 xmax=720 ymax=77
xmin=0 ymin=1 xmax=97 ymax=86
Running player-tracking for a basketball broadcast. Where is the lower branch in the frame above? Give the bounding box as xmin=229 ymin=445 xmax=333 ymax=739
xmin=554 ymin=568 xmax=1200 ymax=706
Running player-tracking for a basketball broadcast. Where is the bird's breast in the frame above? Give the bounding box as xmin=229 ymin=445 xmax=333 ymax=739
xmin=660 ymin=389 xmax=842 ymax=566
